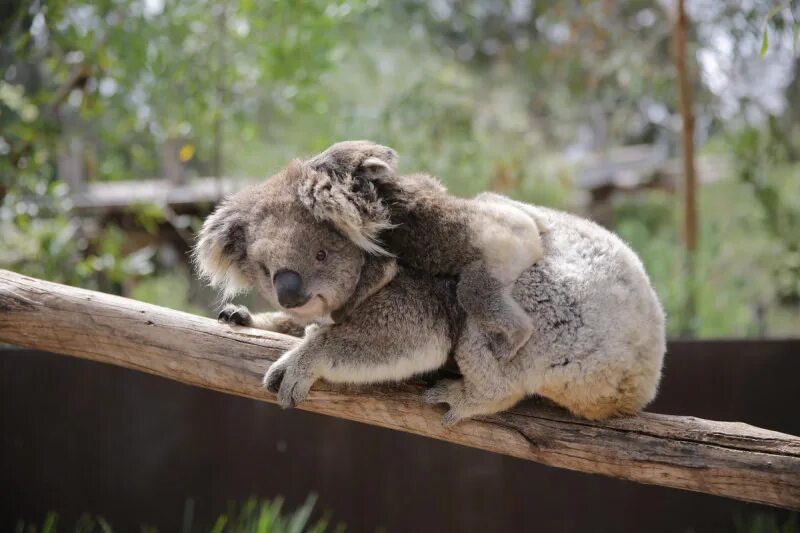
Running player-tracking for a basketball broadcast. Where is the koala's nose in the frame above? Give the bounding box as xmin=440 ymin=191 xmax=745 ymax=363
xmin=273 ymin=269 xmax=309 ymax=309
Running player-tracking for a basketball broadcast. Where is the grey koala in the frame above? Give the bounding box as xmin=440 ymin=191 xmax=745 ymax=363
xmin=194 ymin=157 xmax=666 ymax=425
xmin=302 ymin=140 xmax=544 ymax=361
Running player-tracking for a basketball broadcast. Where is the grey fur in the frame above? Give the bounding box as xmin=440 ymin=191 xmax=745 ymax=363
xmin=306 ymin=140 xmax=399 ymax=178
xmin=194 ymin=153 xmax=666 ymax=425
xmin=305 ymin=141 xmax=544 ymax=361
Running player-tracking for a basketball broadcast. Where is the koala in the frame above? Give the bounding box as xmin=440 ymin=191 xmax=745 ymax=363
xmin=194 ymin=157 xmax=666 ymax=426
xmin=194 ymin=160 xmax=459 ymax=408
xmin=303 ymin=140 xmax=545 ymax=361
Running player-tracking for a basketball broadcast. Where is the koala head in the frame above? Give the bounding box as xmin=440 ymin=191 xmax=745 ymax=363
xmin=194 ymin=161 xmax=380 ymax=320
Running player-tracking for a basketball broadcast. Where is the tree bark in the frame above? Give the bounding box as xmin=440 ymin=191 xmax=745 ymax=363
xmin=672 ymin=0 xmax=699 ymax=336
xmin=0 ymin=269 xmax=798 ymax=510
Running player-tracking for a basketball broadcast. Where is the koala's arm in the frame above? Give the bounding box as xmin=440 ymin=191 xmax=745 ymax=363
xmin=263 ymin=270 xmax=455 ymax=408
xmin=250 ymin=312 xmax=310 ymax=337
xmin=218 ymin=304 xmax=310 ymax=337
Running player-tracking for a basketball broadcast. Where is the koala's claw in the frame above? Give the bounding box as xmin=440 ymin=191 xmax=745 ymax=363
xmin=441 ymin=409 xmax=466 ymax=427
xmin=263 ymin=364 xmax=286 ymax=394
xmin=276 ymin=368 xmax=314 ymax=409
xmin=263 ymin=358 xmax=315 ymax=409
xmin=218 ymin=304 xmax=252 ymax=326
xmin=424 ymin=380 xmax=483 ymax=427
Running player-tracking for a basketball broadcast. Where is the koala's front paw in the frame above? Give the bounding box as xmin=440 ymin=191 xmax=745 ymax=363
xmin=218 ymin=304 xmax=253 ymax=326
xmin=263 ymin=359 xmax=287 ymax=394
xmin=262 ymin=355 xmax=316 ymax=409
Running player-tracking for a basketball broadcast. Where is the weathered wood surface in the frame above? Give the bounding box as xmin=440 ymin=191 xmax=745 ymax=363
xmin=0 ymin=269 xmax=798 ymax=510
xmin=70 ymin=177 xmax=251 ymax=211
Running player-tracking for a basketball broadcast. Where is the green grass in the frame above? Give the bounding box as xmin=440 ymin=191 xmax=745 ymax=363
xmin=15 ymin=495 xmax=343 ymax=533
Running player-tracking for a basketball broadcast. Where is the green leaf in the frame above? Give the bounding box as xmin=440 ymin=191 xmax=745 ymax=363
xmin=209 ymin=515 xmax=228 ymax=533
xmin=760 ymin=26 xmax=769 ymax=58
xmin=41 ymin=513 xmax=57 ymax=533
xmin=97 ymin=516 xmax=114 ymax=533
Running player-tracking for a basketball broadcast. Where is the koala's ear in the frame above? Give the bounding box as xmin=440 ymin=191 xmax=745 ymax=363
xmin=193 ymin=195 xmax=252 ymax=299
xmin=307 ymin=140 xmax=398 ymax=179
xmin=297 ymin=165 xmax=394 ymax=256
xmin=358 ymin=157 xmax=394 ymax=181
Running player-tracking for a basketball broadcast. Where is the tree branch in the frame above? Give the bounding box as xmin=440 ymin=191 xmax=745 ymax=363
xmin=0 ymin=269 xmax=798 ymax=510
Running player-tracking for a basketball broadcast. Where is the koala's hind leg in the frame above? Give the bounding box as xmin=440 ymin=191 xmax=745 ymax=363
xmin=457 ymin=261 xmax=534 ymax=361
xmin=458 ymin=198 xmax=542 ymax=360
xmin=425 ymin=320 xmax=525 ymax=426
xmin=424 ymin=378 xmax=524 ymax=427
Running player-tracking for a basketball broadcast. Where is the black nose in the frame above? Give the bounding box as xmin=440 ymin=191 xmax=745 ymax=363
xmin=273 ymin=269 xmax=309 ymax=309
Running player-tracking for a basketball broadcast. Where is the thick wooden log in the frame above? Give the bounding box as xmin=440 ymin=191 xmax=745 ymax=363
xmin=0 ymin=268 xmax=798 ymax=510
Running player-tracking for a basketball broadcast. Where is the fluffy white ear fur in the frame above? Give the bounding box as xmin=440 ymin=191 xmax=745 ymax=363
xmin=192 ymin=197 xmax=252 ymax=300
xmin=297 ymin=167 xmax=394 ymax=256
xmin=361 ymin=157 xmax=392 ymax=172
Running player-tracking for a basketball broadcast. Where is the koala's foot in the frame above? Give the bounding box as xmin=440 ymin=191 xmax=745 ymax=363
xmin=424 ymin=379 xmax=468 ymax=427
xmin=424 ymin=378 xmax=464 ymax=405
xmin=456 ymin=263 xmax=533 ymax=361
xmin=262 ymin=353 xmax=317 ymax=409
xmin=425 ymin=378 xmax=525 ymax=427
xmin=218 ymin=304 xmax=253 ymax=327
xmin=486 ymin=315 xmax=534 ymax=361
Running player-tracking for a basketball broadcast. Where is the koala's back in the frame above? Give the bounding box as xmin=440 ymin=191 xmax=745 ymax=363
xmin=509 ymin=206 xmax=666 ymax=418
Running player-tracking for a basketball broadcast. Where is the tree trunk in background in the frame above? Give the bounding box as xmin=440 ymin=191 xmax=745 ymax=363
xmin=211 ymin=2 xmax=228 ymax=180
xmin=672 ymin=0 xmax=698 ymax=337
xmin=781 ymin=56 xmax=800 ymax=161
xmin=57 ymin=137 xmax=85 ymax=190
xmin=161 ymin=137 xmax=185 ymax=185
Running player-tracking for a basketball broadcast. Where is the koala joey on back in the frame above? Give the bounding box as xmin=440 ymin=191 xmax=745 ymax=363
xmin=303 ymin=140 xmax=544 ymax=361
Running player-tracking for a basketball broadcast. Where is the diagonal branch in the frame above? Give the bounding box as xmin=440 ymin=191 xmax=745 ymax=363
xmin=0 ymin=268 xmax=798 ymax=510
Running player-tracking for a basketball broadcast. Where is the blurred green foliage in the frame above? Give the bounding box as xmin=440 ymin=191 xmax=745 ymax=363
xmin=130 ymin=268 xmax=207 ymax=314
xmin=733 ymin=512 xmax=800 ymax=533
xmin=15 ymin=495 xmax=341 ymax=533
xmin=1 ymin=0 xmax=799 ymax=337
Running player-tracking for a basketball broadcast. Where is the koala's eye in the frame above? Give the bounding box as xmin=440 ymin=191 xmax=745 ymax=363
xmin=315 ymin=249 xmax=328 ymax=262
xmin=259 ymin=263 xmax=271 ymax=278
